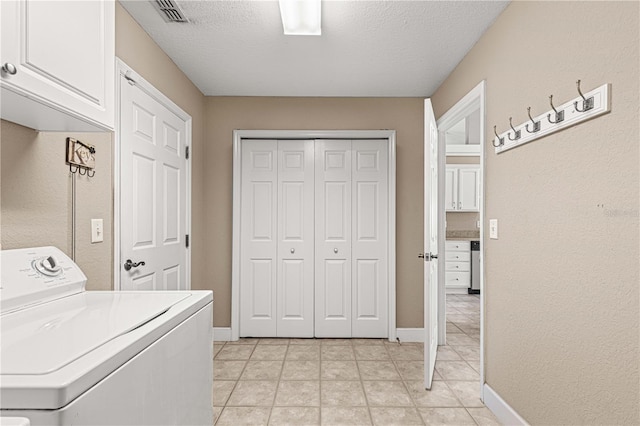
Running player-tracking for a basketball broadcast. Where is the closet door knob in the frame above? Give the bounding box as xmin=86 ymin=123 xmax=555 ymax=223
xmin=2 ymin=63 xmax=17 ymax=75
xmin=334 ymin=248 xmax=338 ymax=254
xmin=290 ymin=248 xmax=295 ymax=254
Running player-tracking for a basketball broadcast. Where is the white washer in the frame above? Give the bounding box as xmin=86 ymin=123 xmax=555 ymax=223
xmin=0 ymin=247 xmax=213 ymax=425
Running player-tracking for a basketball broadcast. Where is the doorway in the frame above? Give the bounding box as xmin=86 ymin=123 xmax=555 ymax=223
xmin=436 ymin=81 xmax=486 ymax=397
xmin=114 ymin=60 xmax=192 ymax=291
xmin=231 ymin=130 xmax=396 ymax=341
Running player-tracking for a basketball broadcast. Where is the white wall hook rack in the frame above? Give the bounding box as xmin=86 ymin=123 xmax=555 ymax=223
xmin=493 ymin=82 xmax=611 ymax=154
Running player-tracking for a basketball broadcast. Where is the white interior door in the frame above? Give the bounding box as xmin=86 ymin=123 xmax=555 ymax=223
xmin=315 ymin=140 xmax=352 ymax=338
xmin=240 ymin=140 xmax=278 ymax=337
xmin=351 ymin=140 xmax=389 ymax=337
xmin=424 ymin=99 xmax=439 ymax=389
xmin=120 ymin=77 xmax=188 ymax=291
xmin=277 ymin=140 xmax=315 ymax=337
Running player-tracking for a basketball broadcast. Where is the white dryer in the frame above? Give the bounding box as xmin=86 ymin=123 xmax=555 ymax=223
xmin=0 ymin=247 xmax=213 ymax=425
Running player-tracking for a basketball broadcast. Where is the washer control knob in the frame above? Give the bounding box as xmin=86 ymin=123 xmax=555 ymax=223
xmin=34 ymin=256 xmax=62 ymax=276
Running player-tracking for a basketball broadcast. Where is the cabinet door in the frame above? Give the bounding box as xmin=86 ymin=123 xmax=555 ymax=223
xmin=315 ymin=140 xmax=352 ymax=338
xmin=240 ymin=140 xmax=278 ymax=337
xmin=458 ymin=167 xmax=480 ymax=211
xmin=444 ymin=167 xmax=458 ymax=211
xmin=277 ymin=140 xmax=315 ymax=337
xmin=0 ymin=0 xmax=114 ymax=130
xmin=351 ymin=140 xmax=388 ymax=338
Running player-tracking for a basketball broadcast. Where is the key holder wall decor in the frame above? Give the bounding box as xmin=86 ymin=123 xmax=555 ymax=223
xmin=66 ymin=137 xmax=96 ymax=177
xmin=492 ymin=80 xmax=611 ymax=154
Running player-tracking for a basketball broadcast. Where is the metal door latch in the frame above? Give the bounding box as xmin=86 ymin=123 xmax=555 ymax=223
xmin=124 ymin=259 xmax=145 ymax=271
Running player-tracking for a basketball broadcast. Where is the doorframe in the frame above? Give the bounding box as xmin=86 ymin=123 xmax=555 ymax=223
xmin=113 ymin=59 xmax=193 ymax=291
xmin=231 ymin=130 xmax=396 ymax=341
xmin=435 ymin=80 xmax=486 ymax=397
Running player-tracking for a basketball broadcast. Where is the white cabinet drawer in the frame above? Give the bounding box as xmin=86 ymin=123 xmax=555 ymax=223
xmin=445 ymin=271 xmax=470 ymax=286
xmin=445 ymin=251 xmax=470 ymax=262
xmin=445 ymin=241 xmax=470 ymax=251
xmin=445 ymin=261 xmax=470 ymax=272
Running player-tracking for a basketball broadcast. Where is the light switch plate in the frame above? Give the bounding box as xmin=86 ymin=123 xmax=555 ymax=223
xmin=91 ymin=219 xmax=103 ymax=243
xmin=489 ymin=219 xmax=498 ymax=239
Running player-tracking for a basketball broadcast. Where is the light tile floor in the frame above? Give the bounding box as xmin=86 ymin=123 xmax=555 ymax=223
xmin=213 ymin=294 xmax=500 ymax=425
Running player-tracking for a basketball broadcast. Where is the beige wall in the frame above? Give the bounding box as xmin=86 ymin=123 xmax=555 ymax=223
xmin=115 ymin=2 xmax=207 ymax=292
xmin=432 ymin=2 xmax=639 ymax=424
xmin=1 ymin=3 xmax=206 ymax=294
xmin=204 ymin=97 xmax=424 ymax=328
xmin=0 ymin=120 xmax=113 ymax=291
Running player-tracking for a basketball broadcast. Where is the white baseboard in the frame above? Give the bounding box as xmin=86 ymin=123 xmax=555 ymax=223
xmin=213 ymin=327 xmax=231 ymax=341
xmin=213 ymin=327 xmax=424 ymax=343
xmin=395 ymin=328 xmax=424 ymax=343
xmin=483 ymin=383 xmax=528 ymax=426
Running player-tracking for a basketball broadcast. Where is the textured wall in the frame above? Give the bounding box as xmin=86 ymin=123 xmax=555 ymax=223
xmin=432 ymin=2 xmax=639 ymax=424
xmin=203 ymin=97 xmax=424 ymax=328
xmin=1 ymin=3 xmax=206 ymax=295
xmin=0 ymin=120 xmax=113 ymax=291
xmin=114 ymin=3 xmax=206 ymax=292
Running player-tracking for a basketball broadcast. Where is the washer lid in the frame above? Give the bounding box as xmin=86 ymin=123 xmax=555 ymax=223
xmin=0 ymin=292 xmax=189 ymax=375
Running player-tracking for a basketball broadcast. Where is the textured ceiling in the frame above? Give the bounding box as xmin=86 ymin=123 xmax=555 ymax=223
xmin=120 ymin=1 xmax=509 ymax=97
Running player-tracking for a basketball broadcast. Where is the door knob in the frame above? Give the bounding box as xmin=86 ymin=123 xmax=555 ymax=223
xmin=124 ymin=259 xmax=145 ymax=271
xmin=418 ymin=253 xmax=425 ymax=258
xmin=334 ymin=248 xmax=338 ymax=254
xmin=1 ymin=63 xmax=17 ymax=75
xmin=290 ymin=248 xmax=295 ymax=254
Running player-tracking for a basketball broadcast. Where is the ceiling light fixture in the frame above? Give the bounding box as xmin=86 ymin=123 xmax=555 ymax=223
xmin=278 ymin=0 xmax=321 ymax=36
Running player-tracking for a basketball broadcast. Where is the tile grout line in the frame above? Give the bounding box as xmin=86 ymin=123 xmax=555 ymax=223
xmin=352 ymin=342 xmax=374 ymax=426
xmin=265 ymin=340 xmax=290 ymax=426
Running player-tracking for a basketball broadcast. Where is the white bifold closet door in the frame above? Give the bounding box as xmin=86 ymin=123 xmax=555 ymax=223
xmin=315 ymin=139 xmax=389 ymax=338
xmin=240 ymin=140 xmax=315 ymax=337
xmin=240 ymin=139 xmax=388 ymax=338
xmin=277 ymin=140 xmax=315 ymax=337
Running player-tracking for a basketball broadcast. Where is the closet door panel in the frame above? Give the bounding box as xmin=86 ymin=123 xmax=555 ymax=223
xmin=240 ymin=140 xmax=278 ymax=337
xmin=324 ymin=259 xmax=349 ymax=319
xmin=277 ymin=140 xmax=315 ymax=337
xmin=352 ymin=140 xmax=388 ymax=337
xmin=315 ymin=140 xmax=352 ymax=337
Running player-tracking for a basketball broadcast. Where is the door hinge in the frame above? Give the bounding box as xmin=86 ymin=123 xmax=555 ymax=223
xmin=185 ymin=234 xmax=189 ymax=248
xmin=185 ymin=146 xmax=189 ymax=159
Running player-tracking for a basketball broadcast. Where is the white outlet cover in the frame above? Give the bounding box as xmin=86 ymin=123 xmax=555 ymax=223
xmin=489 ymin=219 xmax=498 ymax=239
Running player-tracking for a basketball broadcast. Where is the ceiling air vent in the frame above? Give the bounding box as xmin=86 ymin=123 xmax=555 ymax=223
xmin=153 ymin=0 xmax=189 ymax=23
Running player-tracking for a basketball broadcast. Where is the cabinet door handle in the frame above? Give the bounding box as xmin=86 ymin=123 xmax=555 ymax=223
xmin=2 ymin=63 xmax=17 ymax=75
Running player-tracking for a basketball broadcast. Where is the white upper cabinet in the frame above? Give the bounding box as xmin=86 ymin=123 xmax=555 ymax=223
xmin=445 ymin=165 xmax=480 ymax=212
xmin=0 ymin=0 xmax=115 ymax=131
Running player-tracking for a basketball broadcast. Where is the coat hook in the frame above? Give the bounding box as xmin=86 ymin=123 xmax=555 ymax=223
xmin=69 ymin=164 xmax=78 ymax=174
xmin=547 ymin=95 xmax=565 ymax=124
xmin=525 ymin=107 xmax=541 ymax=133
xmin=508 ymin=117 xmax=521 ymax=141
xmin=574 ymin=79 xmax=594 ymax=112
xmin=492 ymin=125 xmax=504 ymax=147
xmin=78 ymin=167 xmax=87 ymax=176
xmin=87 ymin=169 xmax=96 ymax=178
